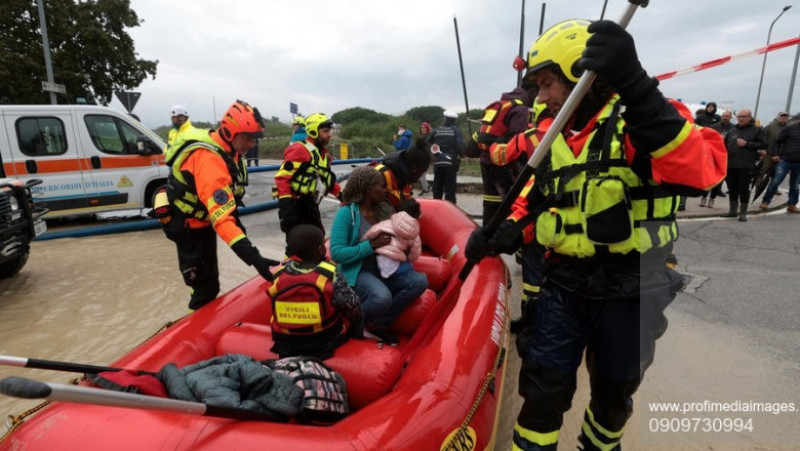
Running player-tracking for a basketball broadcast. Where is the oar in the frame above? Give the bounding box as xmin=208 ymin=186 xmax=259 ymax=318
xmin=0 ymin=376 xmax=279 ymax=422
xmin=458 ymin=0 xmax=649 ymax=281
xmin=0 ymin=354 xmax=156 ymax=376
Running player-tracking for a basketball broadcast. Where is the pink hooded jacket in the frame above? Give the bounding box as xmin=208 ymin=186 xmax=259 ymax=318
xmin=362 ymin=211 xmax=421 ymax=262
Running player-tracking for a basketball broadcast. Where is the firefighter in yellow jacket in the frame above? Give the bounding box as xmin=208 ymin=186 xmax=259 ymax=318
xmin=465 ymin=20 xmax=727 ymax=450
xmin=162 ymin=100 xmax=280 ymax=311
xmin=274 ymin=113 xmax=342 ymax=237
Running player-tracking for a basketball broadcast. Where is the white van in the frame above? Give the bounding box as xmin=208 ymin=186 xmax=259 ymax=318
xmin=0 ymin=105 xmax=169 ymax=218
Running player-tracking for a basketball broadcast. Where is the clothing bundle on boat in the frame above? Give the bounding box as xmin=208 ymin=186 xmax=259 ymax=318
xmin=90 ymin=353 xmax=349 ymax=423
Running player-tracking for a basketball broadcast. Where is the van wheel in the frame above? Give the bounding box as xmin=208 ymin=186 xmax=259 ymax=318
xmin=0 ymin=251 xmax=29 ymax=279
xmin=144 ymin=180 xmax=166 ymax=208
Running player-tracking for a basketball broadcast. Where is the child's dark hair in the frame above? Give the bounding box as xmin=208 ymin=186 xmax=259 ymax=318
xmin=403 ymin=137 xmax=431 ymax=172
xmin=396 ymin=198 xmax=421 ymax=219
xmin=286 ymin=224 xmax=324 ymax=261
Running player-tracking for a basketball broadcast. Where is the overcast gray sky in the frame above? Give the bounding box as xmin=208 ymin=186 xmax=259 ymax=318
xmin=113 ymin=0 xmax=800 ymax=129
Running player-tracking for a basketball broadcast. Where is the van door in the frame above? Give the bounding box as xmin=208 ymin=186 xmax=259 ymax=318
xmin=77 ymin=112 xmax=166 ymax=212
xmin=1 ymin=110 xmax=90 ymax=212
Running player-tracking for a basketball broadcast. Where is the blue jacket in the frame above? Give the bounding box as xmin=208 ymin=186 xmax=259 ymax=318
xmin=291 ymin=127 xmax=307 ymax=143
xmin=393 ymin=129 xmax=413 ymax=151
xmin=330 ymin=203 xmax=375 ymax=286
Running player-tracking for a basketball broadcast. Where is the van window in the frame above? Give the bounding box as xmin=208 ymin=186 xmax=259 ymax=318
xmin=85 ymin=115 xmax=144 ymax=155
xmin=15 ymin=117 xmax=68 ymax=156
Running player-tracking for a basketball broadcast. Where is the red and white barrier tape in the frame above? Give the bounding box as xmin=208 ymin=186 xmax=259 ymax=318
xmin=655 ymin=36 xmax=800 ymax=81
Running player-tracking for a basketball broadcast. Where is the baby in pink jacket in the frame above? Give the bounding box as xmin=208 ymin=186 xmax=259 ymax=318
xmin=362 ymin=199 xmax=422 ymax=278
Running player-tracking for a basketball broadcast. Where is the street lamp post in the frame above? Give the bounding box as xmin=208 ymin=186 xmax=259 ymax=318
xmin=754 ymin=5 xmax=792 ymax=121
xmin=787 ymin=32 xmax=800 ymax=114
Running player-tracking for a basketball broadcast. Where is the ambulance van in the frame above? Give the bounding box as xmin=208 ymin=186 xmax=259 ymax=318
xmin=0 ymin=105 xmax=169 ymax=218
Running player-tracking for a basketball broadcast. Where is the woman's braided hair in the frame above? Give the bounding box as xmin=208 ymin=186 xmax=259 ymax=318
xmin=341 ymin=165 xmax=394 ymax=220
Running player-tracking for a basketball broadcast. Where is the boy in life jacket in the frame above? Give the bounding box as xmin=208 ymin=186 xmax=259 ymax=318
xmin=361 ymin=199 xmax=422 ymax=278
xmin=269 ymin=224 xmax=364 ymax=360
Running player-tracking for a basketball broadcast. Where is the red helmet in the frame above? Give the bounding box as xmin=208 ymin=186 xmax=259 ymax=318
xmin=218 ymin=100 xmax=265 ymax=142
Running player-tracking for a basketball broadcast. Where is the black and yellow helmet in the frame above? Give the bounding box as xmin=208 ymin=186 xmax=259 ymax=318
xmin=523 ymin=19 xmax=592 ymax=86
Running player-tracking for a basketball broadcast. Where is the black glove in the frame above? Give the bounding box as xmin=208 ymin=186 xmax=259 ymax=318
xmin=578 ymin=20 xmax=658 ymax=104
xmin=231 ymin=239 xmax=279 ymax=281
xmin=465 ymin=227 xmax=491 ymax=262
xmin=252 ymin=256 xmax=280 ymax=282
xmin=489 ymin=219 xmax=523 ymax=254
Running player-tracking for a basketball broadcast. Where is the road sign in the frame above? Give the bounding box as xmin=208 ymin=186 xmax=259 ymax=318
xmin=290 ymin=102 xmax=298 ymax=114
xmin=41 ymin=81 xmax=66 ymax=94
xmin=114 ymin=91 xmax=141 ymax=113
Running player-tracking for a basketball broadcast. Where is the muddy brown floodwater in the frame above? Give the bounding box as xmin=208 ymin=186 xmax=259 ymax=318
xmin=1 ymin=212 xmax=797 ymax=450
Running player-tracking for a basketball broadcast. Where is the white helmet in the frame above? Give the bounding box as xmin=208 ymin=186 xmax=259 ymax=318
xmin=443 ymin=110 xmax=457 ymax=119
xmin=170 ymin=105 xmax=189 ymax=117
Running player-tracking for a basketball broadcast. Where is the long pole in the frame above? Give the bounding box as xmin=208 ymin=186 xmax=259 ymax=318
xmin=36 ymin=0 xmax=56 ymax=105
xmin=755 ymin=5 xmax=792 ymax=121
xmin=787 ymin=32 xmax=800 ymax=114
xmin=539 ymin=3 xmax=546 ymax=35
xmin=517 ymin=0 xmax=526 ymax=87
xmin=453 ymin=15 xmax=472 ymax=135
xmin=600 ymin=0 xmax=609 ymax=19
xmin=459 ymin=0 xmax=646 ymax=281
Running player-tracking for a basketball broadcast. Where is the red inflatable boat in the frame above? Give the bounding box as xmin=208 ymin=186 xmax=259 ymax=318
xmin=1 ymin=199 xmax=511 ymax=450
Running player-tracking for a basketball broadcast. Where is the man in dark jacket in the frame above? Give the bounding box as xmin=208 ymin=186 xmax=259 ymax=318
xmin=429 ymin=110 xmax=464 ymax=204
xmin=722 ymin=109 xmax=767 ymax=221
xmin=759 ymin=119 xmax=800 ymax=213
xmin=695 ymin=101 xmax=721 ymax=127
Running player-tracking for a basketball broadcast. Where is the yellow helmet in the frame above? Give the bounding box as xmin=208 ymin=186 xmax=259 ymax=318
xmin=292 ymin=115 xmax=306 ymax=126
xmin=524 ymin=19 xmax=592 ymax=86
xmin=305 ymin=113 xmax=332 ymax=139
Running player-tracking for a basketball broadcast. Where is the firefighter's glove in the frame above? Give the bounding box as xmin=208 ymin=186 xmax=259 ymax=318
xmin=231 ymin=239 xmax=278 ymax=281
xmin=252 ymin=256 xmax=279 ymax=282
xmin=489 ymin=219 xmax=523 ymax=254
xmin=578 ymin=20 xmax=658 ymax=104
xmin=465 ymin=227 xmax=491 ymax=262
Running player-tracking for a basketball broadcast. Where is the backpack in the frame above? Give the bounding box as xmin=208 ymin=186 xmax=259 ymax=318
xmin=263 ymin=356 xmax=350 ymax=424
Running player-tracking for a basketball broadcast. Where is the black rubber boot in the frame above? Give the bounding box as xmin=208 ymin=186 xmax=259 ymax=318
xmin=722 ymin=201 xmax=738 ymax=218
xmin=738 ymin=210 xmax=747 ymax=222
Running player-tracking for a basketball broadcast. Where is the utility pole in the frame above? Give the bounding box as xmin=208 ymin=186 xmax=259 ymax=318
xmin=37 ymin=0 xmax=57 ymax=104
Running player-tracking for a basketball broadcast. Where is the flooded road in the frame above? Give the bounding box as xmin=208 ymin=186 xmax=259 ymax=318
xmin=2 ymin=202 xmax=798 ymax=450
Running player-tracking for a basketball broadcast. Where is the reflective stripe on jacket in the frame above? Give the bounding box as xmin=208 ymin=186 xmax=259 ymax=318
xmin=268 ymin=260 xmax=341 ymax=335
